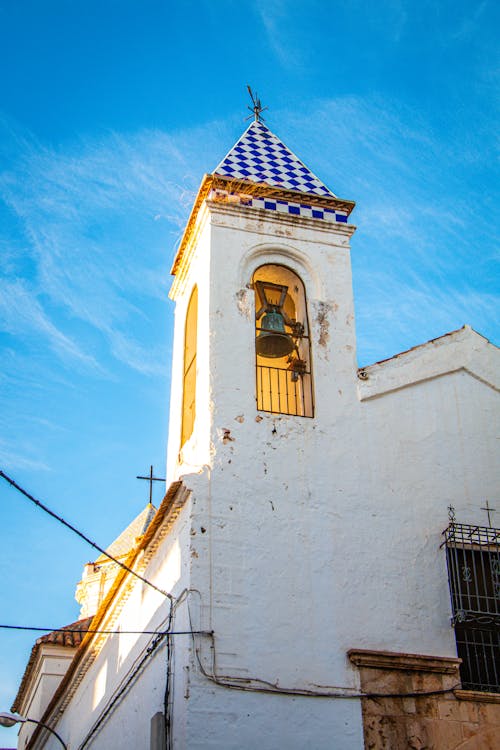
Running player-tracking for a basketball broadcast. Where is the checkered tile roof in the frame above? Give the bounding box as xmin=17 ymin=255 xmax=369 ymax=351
xmin=214 ymin=121 xmax=335 ymax=198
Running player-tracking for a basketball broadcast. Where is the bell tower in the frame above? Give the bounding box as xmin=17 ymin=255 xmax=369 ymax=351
xmin=165 ymin=117 xmax=364 ymax=746
xmin=167 ymin=117 xmax=357 ymax=482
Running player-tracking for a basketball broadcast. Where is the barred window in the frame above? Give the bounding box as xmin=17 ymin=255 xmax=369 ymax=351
xmin=443 ymin=520 xmax=500 ymax=692
xmin=253 ymin=264 xmax=313 ymax=417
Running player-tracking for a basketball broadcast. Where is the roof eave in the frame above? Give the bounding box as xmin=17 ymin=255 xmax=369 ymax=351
xmin=170 ymin=172 xmax=356 ymax=279
xmin=357 ymin=325 xmax=500 ymax=400
xmin=11 ymin=618 xmax=92 ymax=714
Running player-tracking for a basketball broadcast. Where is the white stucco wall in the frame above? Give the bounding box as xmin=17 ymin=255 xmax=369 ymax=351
xmin=34 ymin=200 xmax=499 ymax=750
xmin=39 ymin=496 xmax=193 ymax=750
xmin=165 ymin=201 xmax=499 ymax=749
xmin=17 ymin=647 xmax=78 ymax=749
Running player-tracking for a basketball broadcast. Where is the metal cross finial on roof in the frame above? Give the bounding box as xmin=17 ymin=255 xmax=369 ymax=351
xmin=136 ymin=465 xmax=165 ymax=504
xmin=246 ymin=85 xmax=268 ymax=122
xmin=480 ymin=500 xmax=496 ymax=527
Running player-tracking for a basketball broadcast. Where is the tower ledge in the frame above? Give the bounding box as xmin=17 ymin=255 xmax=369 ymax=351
xmin=170 ymin=174 xmax=355 ymax=279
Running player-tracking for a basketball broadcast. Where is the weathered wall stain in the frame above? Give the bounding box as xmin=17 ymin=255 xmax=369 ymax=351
xmin=316 ymin=301 xmax=331 ymax=347
xmin=235 ymin=288 xmax=252 ymax=318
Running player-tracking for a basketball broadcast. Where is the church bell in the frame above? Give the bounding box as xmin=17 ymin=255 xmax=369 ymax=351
xmin=256 ymin=307 xmax=295 ymax=359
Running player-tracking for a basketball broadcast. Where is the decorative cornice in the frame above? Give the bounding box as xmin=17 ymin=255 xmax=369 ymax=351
xmin=206 ymin=199 xmax=356 ymax=240
xmin=170 ymin=174 xmax=213 ymax=278
xmin=348 ymin=649 xmax=461 ymax=675
xmin=170 ymin=173 xmax=355 ymax=280
xmin=210 ymin=174 xmax=355 ymax=212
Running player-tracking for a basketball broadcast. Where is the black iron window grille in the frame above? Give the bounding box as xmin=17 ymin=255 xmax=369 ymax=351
xmin=442 ymin=521 xmax=500 ymax=692
xmin=256 ymin=356 xmax=312 ymax=416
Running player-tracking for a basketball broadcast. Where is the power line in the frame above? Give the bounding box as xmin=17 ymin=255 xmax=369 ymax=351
xmin=186 ymin=598 xmax=461 ymax=701
xmin=193 ymin=637 xmax=461 ymax=700
xmin=78 ymin=590 xmax=192 ymax=750
xmin=77 ymin=598 xmax=183 ymax=750
xmin=0 ymin=624 xmax=211 ymax=636
xmin=0 ymin=469 xmax=172 ymax=600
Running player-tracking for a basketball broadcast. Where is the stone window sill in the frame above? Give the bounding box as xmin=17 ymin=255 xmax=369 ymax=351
xmin=348 ymin=649 xmax=461 ymax=675
xmin=454 ymin=689 xmax=500 ymax=703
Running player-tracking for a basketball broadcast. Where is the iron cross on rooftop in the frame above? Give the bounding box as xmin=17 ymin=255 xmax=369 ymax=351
xmin=136 ymin=465 xmax=165 ymax=504
xmin=480 ymin=500 xmax=496 ymax=528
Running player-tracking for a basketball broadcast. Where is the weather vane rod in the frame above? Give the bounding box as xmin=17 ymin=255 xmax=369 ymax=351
xmin=246 ymin=85 xmax=268 ymax=122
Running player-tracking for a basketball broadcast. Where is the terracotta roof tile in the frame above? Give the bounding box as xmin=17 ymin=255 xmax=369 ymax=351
xmin=12 ymin=617 xmax=92 ymax=713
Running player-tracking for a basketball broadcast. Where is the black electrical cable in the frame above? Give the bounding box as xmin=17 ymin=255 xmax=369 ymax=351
xmin=186 ymin=594 xmax=462 ymax=701
xmin=78 ymin=628 xmax=169 ymax=750
xmin=0 ymin=469 xmax=172 ymax=600
xmin=194 ymin=634 xmax=461 ymax=699
xmin=0 ymin=624 xmax=210 ymax=636
xmin=77 ymin=590 xmax=190 ymax=750
xmin=163 ymin=604 xmax=174 ymax=750
xmin=76 ymin=591 xmax=190 ymax=750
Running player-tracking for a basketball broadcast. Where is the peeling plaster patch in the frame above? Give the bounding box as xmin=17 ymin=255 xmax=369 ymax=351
xmin=235 ymin=414 xmax=244 ymax=423
xmin=220 ymin=428 xmax=235 ymax=444
xmin=316 ymin=302 xmax=331 ymax=347
xmin=255 ymin=415 xmax=263 ymax=423
xmin=235 ymin=289 xmax=252 ymax=319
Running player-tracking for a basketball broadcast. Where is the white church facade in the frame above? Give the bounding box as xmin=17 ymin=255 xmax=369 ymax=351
xmin=10 ymin=118 xmax=500 ymax=749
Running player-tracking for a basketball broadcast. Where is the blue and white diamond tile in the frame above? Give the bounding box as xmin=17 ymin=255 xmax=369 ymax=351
xmin=214 ymin=121 xmax=336 ymax=198
xmin=209 ymin=189 xmax=348 ymax=225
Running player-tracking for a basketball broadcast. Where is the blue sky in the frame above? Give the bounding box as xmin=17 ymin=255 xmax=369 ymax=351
xmin=0 ymin=0 xmax=498 ymax=740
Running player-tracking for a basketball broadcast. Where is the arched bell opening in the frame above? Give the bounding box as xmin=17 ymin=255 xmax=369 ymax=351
xmin=252 ymin=264 xmax=314 ymax=417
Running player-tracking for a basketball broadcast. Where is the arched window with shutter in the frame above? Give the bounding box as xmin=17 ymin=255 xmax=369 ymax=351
xmin=181 ymin=286 xmax=198 ymax=446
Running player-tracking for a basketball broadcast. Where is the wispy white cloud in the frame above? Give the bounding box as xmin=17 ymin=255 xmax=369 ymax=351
xmin=449 ymin=0 xmax=488 ymax=41
xmin=0 ymin=120 xmax=270 ymax=497
xmin=0 ymin=438 xmax=51 ymax=472
xmin=0 ymin=279 xmax=101 ymax=370
xmin=355 ymin=269 xmax=500 ymax=364
xmin=352 ymin=0 xmax=408 ymax=43
xmin=254 ymin=0 xmax=409 ymax=66
xmin=254 ymin=0 xmax=304 ymax=71
xmin=272 ymin=94 xmax=498 ymax=361
xmin=0 ymin=124 xmax=211 ymax=376
xmin=0 ymin=95 xmax=496 ymax=382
